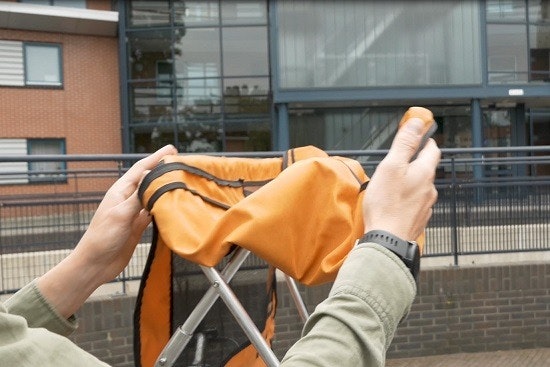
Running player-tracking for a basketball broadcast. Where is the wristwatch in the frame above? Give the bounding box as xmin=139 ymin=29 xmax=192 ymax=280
xmin=358 ymin=230 xmax=420 ymax=283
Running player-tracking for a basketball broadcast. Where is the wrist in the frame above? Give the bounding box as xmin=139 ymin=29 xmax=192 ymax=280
xmin=358 ymin=230 xmax=421 ymax=284
xmin=37 ymin=251 xmax=101 ymax=319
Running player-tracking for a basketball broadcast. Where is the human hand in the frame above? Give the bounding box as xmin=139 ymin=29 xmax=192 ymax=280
xmin=362 ymin=117 xmax=440 ymax=250
xmin=74 ymin=144 xmax=178 ymax=285
xmin=37 ymin=145 xmax=178 ymax=319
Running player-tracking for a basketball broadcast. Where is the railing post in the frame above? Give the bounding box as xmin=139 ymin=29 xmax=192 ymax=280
xmin=450 ymin=156 xmax=459 ymax=266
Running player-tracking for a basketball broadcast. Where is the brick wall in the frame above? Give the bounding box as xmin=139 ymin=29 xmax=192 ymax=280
xmin=70 ymin=262 xmax=550 ymax=366
xmin=0 ymin=29 xmax=120 ymax=196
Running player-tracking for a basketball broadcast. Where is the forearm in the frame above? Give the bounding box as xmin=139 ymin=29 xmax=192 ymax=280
xmin=36 ymin=248 xmax=105 ymax=319
xmin=281 ymin=242 xmax=416 ymax=367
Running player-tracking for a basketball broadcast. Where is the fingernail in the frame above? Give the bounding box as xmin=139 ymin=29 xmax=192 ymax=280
xmin=404 ymin=118 xmax=423 ymax=135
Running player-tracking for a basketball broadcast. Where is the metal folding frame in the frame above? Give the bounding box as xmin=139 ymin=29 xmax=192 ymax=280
xmin=154 ymin=246 xmax=309 ymax=367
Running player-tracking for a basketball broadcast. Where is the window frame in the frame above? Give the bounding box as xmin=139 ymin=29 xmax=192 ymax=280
xmin=23 ymin=42 xmax=63 ymax=88
xmin=18 ymin=0 xmax=86 ymax=8
xmin=27 ymin=138 xmax=67 ymax=184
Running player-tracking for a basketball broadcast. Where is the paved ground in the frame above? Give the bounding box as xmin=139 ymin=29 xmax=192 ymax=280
xmin=386 ymin=348 xmax=550 ymax=367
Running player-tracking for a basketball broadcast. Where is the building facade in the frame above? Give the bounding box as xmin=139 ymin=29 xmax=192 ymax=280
xmin=0 ymin=0 xmax=549 ymax=193
xmin=120 ymin=0 xmax=549 ymax=174
xmin=0 ymin=0 xmax=120 ymax=194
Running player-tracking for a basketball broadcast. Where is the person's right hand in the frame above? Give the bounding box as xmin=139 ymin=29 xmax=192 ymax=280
xmin=362 ymin=117 xmax=441 ymax=249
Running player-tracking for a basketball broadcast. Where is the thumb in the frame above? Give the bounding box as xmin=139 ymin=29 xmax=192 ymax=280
xmin=386 ymin=117 xmax=424 ymax=163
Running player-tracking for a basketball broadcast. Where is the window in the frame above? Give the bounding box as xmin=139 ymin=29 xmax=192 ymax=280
xmin=486 ymin=0 xmax=550 ymax=84
xmin=19 ymin=0 xmax=86 ymax=8
xmin=0 ymin=41 xmax=62 ymax=87
xmin=0 ymin=139 xmax=66 ymax=185
xmin=24 ymin=44 xmax=62 ymax=86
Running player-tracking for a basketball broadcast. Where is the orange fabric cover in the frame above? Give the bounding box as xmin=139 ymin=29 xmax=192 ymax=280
xmin=139 ymin=146 xmax=369 ymax=285
xmin=136 ymin=146 xmax=369 ymax=367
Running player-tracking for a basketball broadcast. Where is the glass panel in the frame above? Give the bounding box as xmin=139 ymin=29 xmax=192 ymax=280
xmin=177 ymin=121 xmax=222 ymax=152
xmin=528 ymin=0 xmax=550 ymax=22
xmin=128 ymin=0 xmax=170 ymax=27
xmin=289 ymin=107 xmax=407 ymax=151
xmin=54 ymin=0 xmax=86 ymax=8
xmin=19 ymin=0 xmax=50 ymax=4
xmin=222 ymin=26 xmax=269 ymax=76
xmin=24 ymin=44 xmax=61 ymax=86
xmin=176 ymin=77 xmax=221 ymax=120
xmin=531 ymin=112 xmax=550 ymax=175
xmin=224 ymin=120 xmax=271 ymax=151
xmin=486 ymin=0 xmax=526 ymax=21
xmin=177 ymin=0 xmax=219 ymax=26
xmin=277 ymin=1 xmax=481 ymax=88
xmin=483 ymin=108 xmax=512 ymax=177
xmin=529 ymin=24 xmax=550 ymax=82
xmin=128 ymin=29 xmax=173 ymax=80
xmin=174 ymin=28 xmax=221 ymax=79
xmin=487 ymin=24 xmax=528 ymax=83
xmin=223 ymin=78 xmax=270 ymax=118
xmin=132 ymin=124 xmax=177 ymax=153
xmin=221 ymin=0 xmax=267 ymax=25
xmin=129 ymin=81 xmax=175 ymax=124
xmin=28 ymin=139 xmax=66 ymax=183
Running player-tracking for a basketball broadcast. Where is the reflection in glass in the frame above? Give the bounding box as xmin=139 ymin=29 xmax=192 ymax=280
xmin=128 ymin=0 xmax=170 ymax=27
xmin=129 ymin=81 xmax=176 ymax=124
xmin=128 ymin=29 xmax=173 ymax=80
xmin=177 ymin=121 xmax=222 ymax=153
xmin=483 ymin=108 xmax=512 ymax=176
xmin=529 ymin=24 xmax=550 ymax=82
xmin=224 ymin=120 xmax=271 ymax=151
xmin=487 ymin=24 xmax=528 ymax=83
xmin=277 ymin=1 xmax=481 ymax=88
xmin=528 ymin=0 xmax=550 ymax=22
xmin=223 ymin=78 xmax=270 ymax=117
xmin=222 ymin=27 xmax=269 ymax=76
xmin=174 ymin=28 xmax=221 ymax=79
xmin=179 ymin=0 xmax=220 ymax=26
xmin=486 ymin=0 xmax=526 ymax=21
xmin=176 ymin=77 xmax=221 ymax=120
xmin=289 ymin=107 xmax=407 ymax=151
xmin=132 ymin=124 xmax=176 ymax=153
xmin=221 ymin=0 xmax=267 ymax=25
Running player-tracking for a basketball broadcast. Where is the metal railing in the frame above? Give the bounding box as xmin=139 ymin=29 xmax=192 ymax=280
xmin=1 ymin=146 xmax=549 ymax=294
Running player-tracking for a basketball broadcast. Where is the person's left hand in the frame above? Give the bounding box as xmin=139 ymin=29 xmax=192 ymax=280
xmin=75 ymin=144 xmax=178 ymax=285
xmin=37 ymin=145 xmax=177 ymax=318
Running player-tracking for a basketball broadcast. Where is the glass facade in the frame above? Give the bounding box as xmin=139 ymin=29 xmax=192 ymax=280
xmin=486 ymin=0 xmax=550 ymax=83
xmin=277 ymin=1 xmax=482 ymax=88
xmin=125 ymin=0 xmax=271 ymax=153
xmin=121 ymin=0 xmax=549 ymax=170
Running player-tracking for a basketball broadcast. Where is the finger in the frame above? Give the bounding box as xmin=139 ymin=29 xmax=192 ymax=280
xmin=123 ymin=187 xmax=144 ymax=215
xmin=386 ymin=118 xmax=424 ymax=164
xmin=127 ymin=144 xmax=177 ymax=177
xmin=414 ymin=139 xmax=441 ymax=170
xmin=123 ymin=144 xmax=177 ymax=184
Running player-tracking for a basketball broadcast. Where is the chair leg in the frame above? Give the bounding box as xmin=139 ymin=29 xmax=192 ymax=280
xmin=155 ymin=248 xmax=251 ymax=367
xmin=283 ymin=273 xmax=309 ymax=323
xmin=201 ymin=264 xmax=280 ymax=367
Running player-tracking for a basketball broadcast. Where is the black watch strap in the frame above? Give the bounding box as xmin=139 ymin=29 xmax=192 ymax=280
xmin=359 ymin=230 xmax=420 ymax=283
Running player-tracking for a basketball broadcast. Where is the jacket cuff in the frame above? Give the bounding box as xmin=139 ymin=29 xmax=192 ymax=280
xmin=330 ymin=242 xmax=417 ymax=348
xmin=4 ymin=279 xmax=78 ymax=337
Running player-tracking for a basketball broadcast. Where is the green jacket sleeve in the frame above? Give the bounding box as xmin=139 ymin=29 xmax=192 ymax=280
xmin=5 ymin=280 xmax=77 ymax=336
xmin=0 ymin=280 xmax=111 ymax=367
xmin=280 ymin=242 xmax=417 ymax=367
